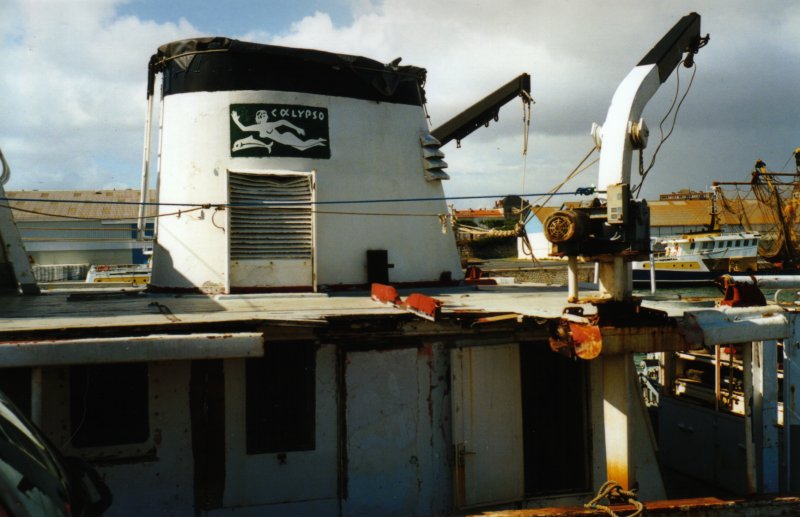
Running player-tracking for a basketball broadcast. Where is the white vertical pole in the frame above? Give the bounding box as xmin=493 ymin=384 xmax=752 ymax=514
xmin=649 ymin=253 xmax=656 ymax=294
xmin=746 ymin=341 xmax=780 ymax=494
xmin=137 ymin=93 xmax=155 ymax=241
xmin=567 ymin=256 xmax=579 ymax=302
xmin=760 ymin=340 xmax=779 ymax=493
xmin=603 ymin=354 xmax=636 ymax=489
xmin=784 ymin=318 xmax=800 ymax=492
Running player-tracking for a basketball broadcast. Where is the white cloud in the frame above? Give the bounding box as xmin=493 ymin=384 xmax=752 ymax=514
xmin=1 ymin=0 xmax=202 ymax=189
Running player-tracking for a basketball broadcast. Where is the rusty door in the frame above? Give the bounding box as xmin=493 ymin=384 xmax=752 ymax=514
xmin=451 ymin=344 xmax=524 ymax=508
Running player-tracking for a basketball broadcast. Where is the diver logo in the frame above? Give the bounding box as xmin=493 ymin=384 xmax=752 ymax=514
xmin=230 ymin=104 xmax=330 ymax=159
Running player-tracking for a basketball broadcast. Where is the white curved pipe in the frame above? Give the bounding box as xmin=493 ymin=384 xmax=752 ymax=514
xmin=0 ymin=146 xmax=10 ymax=185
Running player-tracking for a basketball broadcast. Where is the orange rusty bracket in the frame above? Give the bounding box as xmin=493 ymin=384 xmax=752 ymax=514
xmin=550 ymin=319 xmax=603 ymax=360
xmin=549 ymin=301 xmax=681 ymax=359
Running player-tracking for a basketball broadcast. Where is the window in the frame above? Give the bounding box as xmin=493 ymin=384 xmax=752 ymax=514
xmin=735 ymin=240 xmax=741 ymax=247
xmin=689 ymin=242 xmax=696 ymax=250
xmin=246 ymin=342 xmax=316 ymax=454
xmin=69 ymin=363 xmax=149 ymax=448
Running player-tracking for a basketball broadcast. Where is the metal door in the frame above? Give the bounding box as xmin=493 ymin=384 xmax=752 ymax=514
xmin=451 ymin=344 xmax=524 ymax=508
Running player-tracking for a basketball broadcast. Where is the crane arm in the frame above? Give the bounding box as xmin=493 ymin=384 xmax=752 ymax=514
xmin=431 ymin=73 xmax=530 ymax=147
xmin=596 ymin=12 xmax=705 ymax=193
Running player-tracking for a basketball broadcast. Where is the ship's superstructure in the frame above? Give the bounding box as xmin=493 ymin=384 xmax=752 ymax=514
xmin=148 ymin=38 xmax=461 ymax=293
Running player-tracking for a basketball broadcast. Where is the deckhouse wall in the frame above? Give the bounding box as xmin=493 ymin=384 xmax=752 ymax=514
xmin=151 ymin=91 xmax=462 ymax=292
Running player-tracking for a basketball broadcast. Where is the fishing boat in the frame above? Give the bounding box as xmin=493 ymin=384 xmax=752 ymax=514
xmin=632 ymin=230 xmax=760 ymax=286
xmin=85 ymin=263 xmax=151 ymax=285
xmin=634 ymin=157 xmax=800 ymax=288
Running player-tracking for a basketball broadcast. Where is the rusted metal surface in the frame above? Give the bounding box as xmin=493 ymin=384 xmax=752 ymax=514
xmin=549 ymin=300 xmax=687 ymax=358
xmin=470 ymin=496 xmax=800 ymax=516
xmin=550 ymin=320 xmax=603 ymax=359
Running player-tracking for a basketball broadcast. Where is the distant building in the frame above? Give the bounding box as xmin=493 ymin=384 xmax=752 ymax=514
xmin=6 ymin=190 xmax=155 ymax=275
xmin=658 ymin=189 xmax=710 ymax=201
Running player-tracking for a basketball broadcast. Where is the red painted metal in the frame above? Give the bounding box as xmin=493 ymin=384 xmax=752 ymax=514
xmin=370 ymin=283 xmax=401 ymax=305
xmin=370 ymin=283 xmax=444 ymax=322
xmin=402 ymin=293 xmax=443 ymax=322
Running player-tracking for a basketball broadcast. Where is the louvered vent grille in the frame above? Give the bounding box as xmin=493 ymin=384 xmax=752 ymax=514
xmin=229 ymin=173 xmax=312 ymax=260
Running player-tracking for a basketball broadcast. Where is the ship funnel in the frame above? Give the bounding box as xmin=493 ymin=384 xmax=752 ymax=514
xmin=147 ymin=38 xmax=462 ymax=293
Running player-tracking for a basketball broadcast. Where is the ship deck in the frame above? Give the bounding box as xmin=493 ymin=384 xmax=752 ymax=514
xmin=0 ymin=282 xmax=719 ymax=338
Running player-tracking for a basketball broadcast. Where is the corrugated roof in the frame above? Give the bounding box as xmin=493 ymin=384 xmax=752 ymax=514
xmin=5 ymin=190 xmax=157 ymax=222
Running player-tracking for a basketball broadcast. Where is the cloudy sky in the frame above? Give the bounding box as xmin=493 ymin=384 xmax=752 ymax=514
xmin=1 ymin=0 xmax=798 ymax=207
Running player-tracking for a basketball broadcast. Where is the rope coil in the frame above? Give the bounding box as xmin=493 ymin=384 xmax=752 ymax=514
xmin=584 ymin=481 xmax=644 ymax=517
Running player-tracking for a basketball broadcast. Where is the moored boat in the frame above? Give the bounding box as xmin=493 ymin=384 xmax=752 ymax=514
xmin=632 ymin=231 xmax=760 ymax=285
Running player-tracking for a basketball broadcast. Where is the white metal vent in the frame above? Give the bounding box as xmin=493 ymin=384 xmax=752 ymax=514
xmin=229 ymin=172 xmax=313 ymax=260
